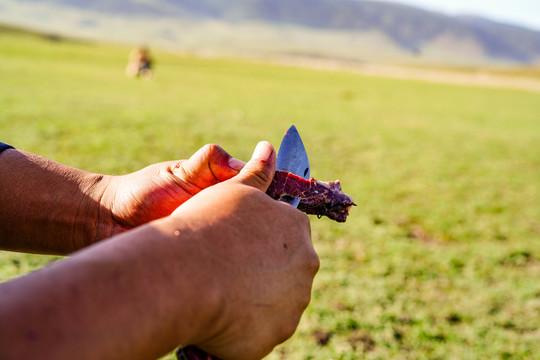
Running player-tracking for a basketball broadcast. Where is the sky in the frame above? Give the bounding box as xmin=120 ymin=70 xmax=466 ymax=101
xmin=377 ymin=0 xmax=540 ymax=31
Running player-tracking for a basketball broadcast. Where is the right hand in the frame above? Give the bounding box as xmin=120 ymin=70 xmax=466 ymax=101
xmin=171 ymin=141 xmax=319 ymax=360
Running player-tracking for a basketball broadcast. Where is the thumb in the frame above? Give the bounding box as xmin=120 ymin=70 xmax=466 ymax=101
xmin=231 ymin=141 xmax=276 ymax=191
xmin=170 ymin=144 xmax=243 ymax=190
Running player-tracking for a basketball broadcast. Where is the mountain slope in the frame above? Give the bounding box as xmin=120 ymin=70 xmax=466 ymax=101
xmin=4 ymin=0 xmax=540 ymax=64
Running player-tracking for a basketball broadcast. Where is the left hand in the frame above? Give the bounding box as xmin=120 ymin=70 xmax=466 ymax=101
xmin=101 ymin=144 xmax=245 ymax=234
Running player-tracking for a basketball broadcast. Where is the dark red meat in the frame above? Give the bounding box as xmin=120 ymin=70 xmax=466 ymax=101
xmin=266 ymin=171 xmax=355 ymax=222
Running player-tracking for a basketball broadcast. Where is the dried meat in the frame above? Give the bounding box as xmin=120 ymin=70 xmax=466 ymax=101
xmin=266 ymin=171 xmax=355 ymax=222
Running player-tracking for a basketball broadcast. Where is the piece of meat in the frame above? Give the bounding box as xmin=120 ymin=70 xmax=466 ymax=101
xmin=266 ymin=171 xmax=355 ymax=222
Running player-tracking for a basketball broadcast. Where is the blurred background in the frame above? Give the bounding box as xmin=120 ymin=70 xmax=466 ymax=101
xmin=1 ymin=1 xmax=539 ymax=359
xmin=2 ymin=0 xmax=540 ymax=67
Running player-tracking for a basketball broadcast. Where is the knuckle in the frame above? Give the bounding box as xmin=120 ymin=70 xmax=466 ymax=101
xmin=299 ymin=212 xmax=311 ymax=228
xmin=242 ymin=164 xmax=272 ymax=188
xmin=252 ymin=161 xmax=272 ymax=183
xmin=299 ymin=291 xmax=312 ymax=310
xmin=311 ymin=255 xmax=321 ymax=276
xmin=276 ymin=321 xmax=298 ymax=344
xmin=254 ymin=345 xmax=275 ymax=360
xmin=285 ymin=318 xmax=300 ymax=338
xmin=314 ymin=256 xmax=320 ymax=274
xmin=200 ymin=143 xmax=219 ymax=158
xmin=309 ymin=251 xmax=320 ymax=275
xmin=283 ymin=206 xmax=309 ymax=225
xmin=203 ymin=143 xmax=218 ymax=151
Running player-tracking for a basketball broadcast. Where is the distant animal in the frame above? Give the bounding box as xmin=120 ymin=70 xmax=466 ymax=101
xmin=126 ymin=46 xmax=153 ymax=80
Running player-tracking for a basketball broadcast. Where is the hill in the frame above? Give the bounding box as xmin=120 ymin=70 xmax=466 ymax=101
xmin=1 ymin=0 xmax=540 ymax=65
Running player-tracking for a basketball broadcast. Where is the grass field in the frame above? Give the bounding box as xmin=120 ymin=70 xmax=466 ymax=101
xmin=1 ymin=28 xmax=540 ymax=360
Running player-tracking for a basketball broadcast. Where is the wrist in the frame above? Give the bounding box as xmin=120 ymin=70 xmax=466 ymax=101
xmin=153 ymin=215 xmax=226 ymax=347
xmin=77 ymin=173 xmax=116 ymax=246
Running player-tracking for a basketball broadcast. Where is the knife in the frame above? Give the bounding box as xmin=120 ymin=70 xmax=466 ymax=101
xmin=176 ymin=125 xmax=310 ymax=360
xmin=276 ymin=125 xmax=311 ymax=206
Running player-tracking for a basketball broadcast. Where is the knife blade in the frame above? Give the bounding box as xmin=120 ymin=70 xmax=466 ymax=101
xmin=276 ymin=125 xmax=310 ymax=208
xmin=176 ymin=126 xmax=309 ymax=360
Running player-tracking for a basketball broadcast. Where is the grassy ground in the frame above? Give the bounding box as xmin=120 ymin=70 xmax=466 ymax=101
xmin=1 ymin=29 xmax=540 ymax=359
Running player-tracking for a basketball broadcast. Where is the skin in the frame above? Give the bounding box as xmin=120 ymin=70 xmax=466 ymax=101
xmin=0 ymin=143 xmax=245 ymax=254
xmin=0 ymin=142 xmax=319 ymax=360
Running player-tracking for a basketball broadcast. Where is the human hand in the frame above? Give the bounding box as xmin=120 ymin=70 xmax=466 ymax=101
xmin=0 ymin=142 xmax=318 ymax=360
xmin=169 ymin=142 xmax=319 ymax=360
xmin=101 ymin=144 xmax=245 ymax=234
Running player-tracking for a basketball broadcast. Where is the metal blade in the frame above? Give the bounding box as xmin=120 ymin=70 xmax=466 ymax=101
xmin=276 ymin=125 xmax=310 ymax=208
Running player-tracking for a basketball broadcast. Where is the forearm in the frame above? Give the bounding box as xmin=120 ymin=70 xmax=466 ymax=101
xmin=0 ymin=216 xmax=212 ymax=360
xmin=0 ymin=149 xmax=113 ymax=254
xmin=0 ymin=141 xmax=317 ymax=360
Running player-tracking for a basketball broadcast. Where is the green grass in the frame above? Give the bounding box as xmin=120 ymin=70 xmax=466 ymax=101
xmin=1 ymin=28 xmax=540 ymax=360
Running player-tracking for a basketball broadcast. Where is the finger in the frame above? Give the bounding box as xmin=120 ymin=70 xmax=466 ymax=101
xmin=171 ymin=144 xmax=244 ymax=190
xmin=230 ymin=141 xmax=276 ymax=191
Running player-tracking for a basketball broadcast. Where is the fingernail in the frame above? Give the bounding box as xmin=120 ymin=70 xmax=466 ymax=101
xmin=228 ymin=157 xmax=245 ymax=171
xmin=252 ymin=141 xmax=273 ymax=161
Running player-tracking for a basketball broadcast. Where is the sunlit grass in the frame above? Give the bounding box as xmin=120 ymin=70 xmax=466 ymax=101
xmin=1 ymin=30 xmax=540 ymax=359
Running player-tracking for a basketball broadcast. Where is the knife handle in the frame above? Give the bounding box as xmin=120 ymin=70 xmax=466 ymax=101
xmin=176 ymin=346 xmax=221 ymax=360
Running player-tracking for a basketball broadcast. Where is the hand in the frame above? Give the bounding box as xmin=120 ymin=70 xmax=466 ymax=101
xmin=0 ymin=142 xmax=318 ymax=360
xmin=170 ymin=142 xmax=319 ymax=360
xmin=0 ymin=144 xmax=245 ymax=254
xmin=101 ymin=144 xmax=245 ymax=233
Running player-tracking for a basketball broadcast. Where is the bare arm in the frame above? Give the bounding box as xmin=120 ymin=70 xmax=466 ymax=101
xmin=0 ymin=142 xmax=319 ymax=360
xmin=0 ymin=148 xmax=111 ymax=253
xmin=0 ymin=217 xmax=201 ymax=360
xmin=0 ymin=144 xmax=243 ymax=254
